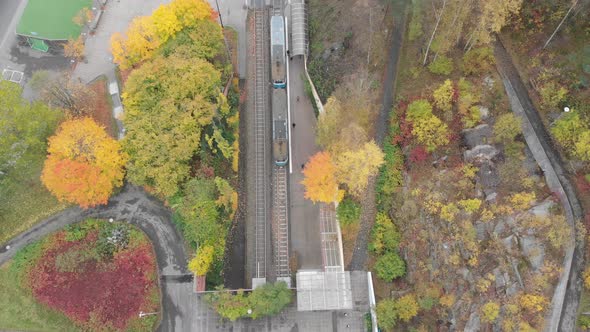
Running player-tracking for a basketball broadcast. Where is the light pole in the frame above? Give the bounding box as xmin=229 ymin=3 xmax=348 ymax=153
xmin=214 ymin=0 xmax=224 ymax=28
xmin=139 ymin=311 xmax=159 ymax=318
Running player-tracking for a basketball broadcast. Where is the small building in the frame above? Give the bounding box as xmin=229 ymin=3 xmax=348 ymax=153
xmin=16 ymin=0 xmax=92 ymax=53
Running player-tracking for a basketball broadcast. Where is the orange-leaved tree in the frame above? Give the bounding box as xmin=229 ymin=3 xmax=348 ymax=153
xmin=301 ymin=151 xmax=343 ymax=203
xmin=41 ymin=118 xmax=128 ymax=208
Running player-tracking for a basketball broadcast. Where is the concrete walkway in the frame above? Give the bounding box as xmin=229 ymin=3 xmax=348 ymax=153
xmin=0 ymin=185 xmax=194 ymax=332
xmin=288 ymin=56 xmax=322 ymax=270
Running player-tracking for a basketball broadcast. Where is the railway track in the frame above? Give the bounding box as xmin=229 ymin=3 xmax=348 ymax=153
xmin=273 ymin=166 xmax=290 ymax=277
xmin=253 ymin=8 xmax=268 ymax=280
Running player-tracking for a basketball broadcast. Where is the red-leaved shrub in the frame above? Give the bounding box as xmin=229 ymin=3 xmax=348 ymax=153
xmin=28 ymin=237 xmax=157 ymax=330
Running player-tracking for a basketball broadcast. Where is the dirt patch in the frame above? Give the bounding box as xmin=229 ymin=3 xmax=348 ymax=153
xmin=223 ymin=79 xmax=247 ymax=289
xmin=341 ymin=223 xmax=360 ymax=267
xmin=308 ymin=0 xmax=392 ymax=102
xmin=88 ymin=77 xmax=116 ymax=137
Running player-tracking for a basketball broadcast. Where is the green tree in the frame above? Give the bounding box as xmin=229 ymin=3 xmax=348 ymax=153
xmin=375 ymin=252 xmax=406 ymax=282
xmin=173 ymin=176 xmax=221 ymax=249
xmin=0 ymin=81 xmax=62 ymax=176
xmin=337 ymin=197 xmax=361 ymax=226
xmin=369 ymin=212 xmax=401 ymax=254
xmin=205 ymin=288 xmax=249 ymax=321
xmin=428 ymin=55 xmax=453 ymax=75
xmin=248 ymin=282 xmax=292 ymax=319
xmin=406 ymin=99 xmax=433 ymax=122
xmin=376 ymin=299 xmax=398 ymax=331
xmin=123 ymin=55 xmax=222 ymax=197
xmin=494 ymin=113 xmax=522 ymax=142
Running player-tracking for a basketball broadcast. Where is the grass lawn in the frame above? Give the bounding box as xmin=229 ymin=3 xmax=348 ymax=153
xmin=0 ymin=246 xmax=78 ymax=331
xmin=0 ymin=156 xmax=69 ymax=245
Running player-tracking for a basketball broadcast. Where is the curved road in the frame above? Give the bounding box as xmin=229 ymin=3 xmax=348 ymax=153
xmin=0 ymin=185 xmax=192 ymax=332
xmin=495 ymin=40 xmax=585 ymax=331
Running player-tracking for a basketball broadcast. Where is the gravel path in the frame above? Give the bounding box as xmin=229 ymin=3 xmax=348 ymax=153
xmin=494 ymin=39 xmax=585 ymax=332
xmin=349 ymin=0 xmax=408 ymax=271
xmin=0 ymin=185 xmax=192 ymax=332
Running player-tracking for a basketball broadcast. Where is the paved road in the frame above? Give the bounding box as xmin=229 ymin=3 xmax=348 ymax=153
xmin=0 ymin=185 xmax=193 ymax=332
xmin=288 ymin=56 xmax=322 ymax=270
xmin=494 ymin=39 xmax=584 ymax=332
xmin=0 ymin=0 xmax=23 ymax=52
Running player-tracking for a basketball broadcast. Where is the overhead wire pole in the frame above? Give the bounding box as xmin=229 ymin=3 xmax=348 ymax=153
xmin=285 ymin=15 xmax=293 ymax=174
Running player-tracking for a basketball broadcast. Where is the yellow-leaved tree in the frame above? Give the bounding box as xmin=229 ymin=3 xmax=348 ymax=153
xmin=170 ymin=0 xmax=214 ymax=27
xmin=335 ymin=141 xmax=384 ymax=197
xmin=41 ymin=118 xmax=128 ymax=208
xmin=433 ymin=79 xmax=454 ymax=113
xmin=188 ymin=245 xmax=215 ymax=276
xmin=110 ymin=0 xmax=215 ymax=69
xmin=301 ymin=151 xmax=343 ymax=203
xmin=152 ymin=4 xmax=182 ymax=40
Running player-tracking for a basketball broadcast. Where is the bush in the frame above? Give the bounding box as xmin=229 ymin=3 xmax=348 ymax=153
xmin=481 ymin=301 xmax=500 ymax=323
xmin=494 ymin=113 xmax=521 ymax=143
xmin=376 ymin=140 xmax=404 ymax=209
xmin=462 ymin=47 xmax=494 ymax=75
xmin=337 ymin=197 xmax=361 ymax=226
xmin=188 ymin=245 xmax=215 ymax=276
xmin=579 ymin=315 xmax=590 ymax=330
xmin=206 ymin=282 xmax=292 ymax=321
xmin=395 ymin=294 xmax=419 ymax=322
xmin=374 ymin=252 xmax=406 ymax=282
xmin=205 ymin=289 xmax=249 ymax=321
xmin=583 ymin=267 xmax=590 ymax=289
xmin=248 ymin=281 xmax=292 ymax=319
xmin=376 ymin=299 xmax=398 ymax=331
xmin=551 ymin=111 xmax=588 ymax=149
xmin=406 ymin=99 xmax=433 ymax=122
xmin=369 ymin=212 xmax=401 ymax=254
xmin=428 ymin=56 xmax=453 ymax=75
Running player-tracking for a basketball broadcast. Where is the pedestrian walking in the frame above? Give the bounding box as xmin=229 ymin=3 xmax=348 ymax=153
xmin=292 ymin=123 xmax=296 ymax=128
xmin=301 ymin=163 xmax=304 ymax=169
xmin=296 ymin=96 xmax=300 ymax=102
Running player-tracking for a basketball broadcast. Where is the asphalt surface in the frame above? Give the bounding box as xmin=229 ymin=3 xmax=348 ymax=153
xmin=0 ymin=0 xmax=22 ymax=51
xmin=213 ymin=0 xmax=248 ymax=78
xmin=494 ymin=39 xmax=585 ymax=332
xmin=0 ymin=185 xmax=192 ymax=332
xmin=288 ymin=56 xmax=323 ymax=270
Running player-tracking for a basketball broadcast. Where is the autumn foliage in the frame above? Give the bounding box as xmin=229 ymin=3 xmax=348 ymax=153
xmin=41 ymin=118 xmax=127 ymax=208
xmin=301 ymin=151 xmax=342 ymax=203
xmin=24 ymin=222 xmax=159 ymax=330
xmin=110 ymin=0 xmax=216 ymax=69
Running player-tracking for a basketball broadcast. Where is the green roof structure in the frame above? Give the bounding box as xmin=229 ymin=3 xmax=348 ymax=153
xmin=16 ymin=0 xmax=92 ymax=41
